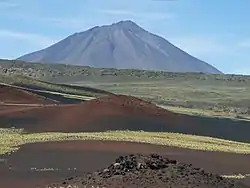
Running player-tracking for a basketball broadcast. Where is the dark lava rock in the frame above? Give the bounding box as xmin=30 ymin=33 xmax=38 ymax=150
xmin=44 ymin=153 xmax=239 ymax=188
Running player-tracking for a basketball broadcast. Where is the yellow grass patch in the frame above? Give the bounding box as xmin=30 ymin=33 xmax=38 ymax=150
xmin=1 ymin=129 xmax=250 ymax=155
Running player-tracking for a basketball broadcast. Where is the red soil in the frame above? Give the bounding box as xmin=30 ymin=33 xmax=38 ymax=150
xmin=0 ymin=105 xmax=43 ymax=115
xmin=1 ymin=94 xmax=250 ymax=144
xmin=0 ymin=141 xmax=249 ymax=188
xmin=0 ymin=84 xmax=55 ymax=104
xmin=0 ymin=94 xmax=188 ymax=132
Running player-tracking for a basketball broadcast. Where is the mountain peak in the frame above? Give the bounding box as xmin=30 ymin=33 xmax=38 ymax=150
xmin=102 ymin=20 xmax=141 ymax=30
xmin=108 ymin=20 xmax=145 ymax=33
xmin=17 ymin=21 xmax=222 ymax=74
xmin=114 ymin=20 xmax=138 ymax=26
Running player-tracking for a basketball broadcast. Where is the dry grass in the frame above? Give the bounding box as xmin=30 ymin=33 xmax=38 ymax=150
xmin=221 ymin=173 xmax=250 ymax=179
xmin=30 ymin=167 xmax=60 ymax=172
xmin=1 ymin=129 xmax=250 ymax=155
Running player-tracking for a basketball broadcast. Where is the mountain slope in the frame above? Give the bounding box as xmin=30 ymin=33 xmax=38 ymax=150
xmin=17 ymin=20 xmax=222 ymax=74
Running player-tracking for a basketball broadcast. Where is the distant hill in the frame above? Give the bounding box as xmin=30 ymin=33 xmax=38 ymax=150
xmin=17 ymin=20 xmax=221 ymax=74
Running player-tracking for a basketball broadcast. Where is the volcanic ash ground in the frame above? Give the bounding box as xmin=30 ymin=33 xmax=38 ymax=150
xmin=45 ymin=153 xmax=237 ymax=188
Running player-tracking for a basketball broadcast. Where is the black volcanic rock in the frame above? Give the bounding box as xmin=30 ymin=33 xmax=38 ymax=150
xmin=17 ymin=20 xmax=222 ymax=74
xmin=44 ymin=154 xmax=238 ymax=188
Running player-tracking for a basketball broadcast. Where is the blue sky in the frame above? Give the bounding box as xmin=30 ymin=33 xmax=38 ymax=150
xmin=0 ymin=0 xmax=249 ymax=74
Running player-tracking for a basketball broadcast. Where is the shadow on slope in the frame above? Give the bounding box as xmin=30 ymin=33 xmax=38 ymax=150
xmin=13 ymin=81 xmax=113 ymax=104
xmin=15 ymin=81 xmax=112 ymax=97
xmin=17 ymin=89 xmax=84 ymax=104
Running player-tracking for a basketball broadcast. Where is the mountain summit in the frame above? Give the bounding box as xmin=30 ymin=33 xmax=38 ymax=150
xmin=17 ymin=20 xmax=222 ymax=74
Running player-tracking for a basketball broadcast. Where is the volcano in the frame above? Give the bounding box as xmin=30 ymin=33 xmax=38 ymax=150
xmin=17 ymin=20 xmax=222 ymax=74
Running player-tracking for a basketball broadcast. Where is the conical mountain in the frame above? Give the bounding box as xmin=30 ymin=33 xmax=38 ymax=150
xmin=17 ymin=20 xmax=222 ymax=74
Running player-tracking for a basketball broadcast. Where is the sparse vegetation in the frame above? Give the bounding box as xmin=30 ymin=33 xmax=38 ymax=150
xmin=1 ymin=128 xmax=250 ymax=155
xmin=79 ymin=80 xmax=250 ymax=117
xmin=159 ymin=105 xmax=250 ymax=120
xmin=1 ymin=59 xmax=250 ymax=118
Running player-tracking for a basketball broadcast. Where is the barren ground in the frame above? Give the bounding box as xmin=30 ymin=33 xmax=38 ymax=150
xmin=1 ymin=89 xmax=250 ymax=188
xmin=0 ymin=84 xmax=55 ymax=104
xmin=0 ymin=140 xmax=249 ymax=188
xmin=1 ymin=95 xmax=250 ymax=143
